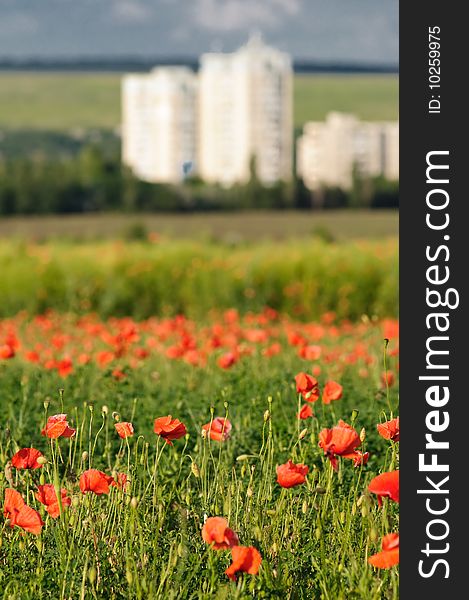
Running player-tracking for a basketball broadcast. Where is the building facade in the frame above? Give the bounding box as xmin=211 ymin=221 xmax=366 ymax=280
xmin=297 ymin=112 xmax=399 ymax=191
xmin=121 ymin=67 xmax=197 ymax=183
xmin=198 ymin=36 xmax=293 ymax=186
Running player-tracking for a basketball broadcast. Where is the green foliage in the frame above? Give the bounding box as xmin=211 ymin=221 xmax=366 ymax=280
xmin=0 ymin=239 xmax=398 ymax=320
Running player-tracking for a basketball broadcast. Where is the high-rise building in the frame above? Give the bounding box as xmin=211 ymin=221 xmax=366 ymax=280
xmin=198 ymin=35 xmax=293 ymax=186
xmin=121 ymin=67 xmax=197 ymax=183
xmin=297 ymin=112 xmax=399 ymax=191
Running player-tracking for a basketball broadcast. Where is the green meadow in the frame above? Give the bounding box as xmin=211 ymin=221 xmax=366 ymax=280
xmin=0 ymin=73 xmax=398 ymax=131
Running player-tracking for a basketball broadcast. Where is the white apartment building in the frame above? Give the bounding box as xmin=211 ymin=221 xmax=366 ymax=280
xmin=121 ymin=67 xmax=197 ymax=183
xmin=297 ymin=112 xmax=399 ymax=191
xmin=198 ymin=35 xmax=293 ymax=186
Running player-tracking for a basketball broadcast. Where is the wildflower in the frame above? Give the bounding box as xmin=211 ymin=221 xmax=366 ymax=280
xmin=225 ymin=545 xmax=262 ymax=581
xmin=79 ymin=469 xmax=113 ymax=495
xmin=115 ymin=422 xmax=134 ymax=439
xmin=318 ymin=420 xmax=361 ymax=471
xmin=218 ymin=352 xmax=238 ymax=369
xmin=276 ymin=460 xmax=309 ymax=488
xmin=202 ymin=517 xmax=239 ymax=549
xmin=348 ymin=450 xmax=370 ymax=468
xmin=153 ymin=416 xmax=187 ymax=445
xmin=202 ymin=417 xmax=232 ymax=441
xmin=368 ymin=533 xmax=399 ymax=568
xmin=41 ymin=414 xmax=76 ymax=439
xmin=381 ymin=371 xmax=395 ymax=387
xmin=368 ymin=470 xmax=399 ymax=505
xmin=111 ymin=472 xmax=129 ymax=491
xmin=36 ymin=484 xmax=71 ymax=518
xmin=11 ymin=447 xmax=44 ymax=470
xmin=322 ymin=381 xmax=343 ymax=404
xmin=3 ymin=488 xmax=44 ymax=535
xmin=377 ymin=417 xmax=400 ymax=442
xmin=297 ymin=404 xmax=314 ymax=419
xmin=295 ymin=372 xmax=319 ymax=402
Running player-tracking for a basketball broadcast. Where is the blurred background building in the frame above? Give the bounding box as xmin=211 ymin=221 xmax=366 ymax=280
xmin=297 ymin=112 xmax=399 ymax=191
xmin=198 ymin=35 xmax=293 ymax=187
xmin=122 ymin=36 xmax=293 ymax=187
xmin=122 ymin=67 xmax=197 ymax=183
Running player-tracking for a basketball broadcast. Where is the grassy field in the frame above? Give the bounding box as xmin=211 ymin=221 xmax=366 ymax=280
xmin=0 ymin=237 xmax=398 ymax=320
xmin=0 ymin=308 xmax=399 ymax=599
xmin=0 ymin=72 xmax=398 ymax=131
xmin=0 ymin=210 xmax=398 ymax=243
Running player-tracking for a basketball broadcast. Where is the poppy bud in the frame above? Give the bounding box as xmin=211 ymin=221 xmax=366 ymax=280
xmin=236 ymin=454 xmax=249 ymax=461
xmin=130 ymin=497 xmax=139 ymax=509
xmin=39 ymin=473 xmax=45 ymax=486
xmin=88 ymin=566 xmax=97 ymax=585
xmin=310 ymin=432 xmax=316 ymax=445
xmin=69 ymin=515 xmax=75 ymax=526
xmin=102 ymin=405 xmax=109 ymax=415
xmin=112 ymin=412 xmax=120 ymax=421
xmin=43 ymin=401 xmax=50 ymax=410
xmin=302 ymin=500 xmax=308 ymax=514
xmin=361 ymin=504 xmax=368 ymax=517
xmin=37 ymin=456 xmax=48 ymax=465
xmin=360 ymin=428 xmax=366 ymax=443
xmin=201 ymin=429 xmax=207 ymax=439
xmin=177 ymin=542 xmax=185 ymax=558
xmin=36 ymin=539 xmax=43 ymax=552
xmin=264 ymin=410 xmax=270 ymax=422
xmin=81 ymin=451 xmax=88 ymax=462
xmin=315 ymin=527 xmax=322 ymax=540
xmin=88 ymin=404 xmax=94 ymax=413
xmin=126 ymin=570 xmax=133 ymax=585
xmin=299 ymin=428 xmax=308 ymax=440
xmin=340 ymin=511 xmax=346 ymax=524
xmin=351 ymin=409 xmax=359 ymax=424
xmin=191 ymin=462 xmax=200 ymax=478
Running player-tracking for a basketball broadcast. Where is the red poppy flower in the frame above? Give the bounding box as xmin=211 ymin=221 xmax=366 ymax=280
xmin=218 ymin=352 xmax=238 ymax=369
xmin=202 ymin=417 xmax=232 ymax=441
xmin=297 ymin=403 xmax=314 ymax=420
xmin=322 ymin=381 xmax=343 ymax=404
xmin=79 ymin=469 xmax=113 ymax=495
xmin=225 ymin=545 xmax=262 ymax=581
xmin=41 ymin=414 xmax=76 ymax=439
xmin=202 ymin=517 xmax=239 ymax=549
xmin=318 ymin=420 xmax=361 ymax=471
xmin=368 ymin=533 xmax=399 ymax=568
xmin=368 ymin=470 xmax=400 ymax=505
xmin=111 ymin=472 xmax=129 ymax=491
xmin=347 ymin=450 xmax=370 ymax=468
xmin=11 ymin=447 xmax=44 ymax=470
xmin=381 ymin=371 xmax=395 ymax=387
xmin=298 ymin=344 xmax=322 ymax=361
xmin=153 ymin=416 xmax=187 ymax=445
xmin=0 ymin=344 xmax=15 ymax=359
xmin=115 ymin=422 xmax=134 ymax=439
xmin=276 ymin=460 xmax=309 ymax=488
xmin=295 ymin=372 xmax=319 ymax=402
xmin=35 ymin=484 xmax=71 ymax=518
xmin=4 ymin=488 xmax=44 ymax=535
xmin=377 ymin=417 xmax=400 ymax=442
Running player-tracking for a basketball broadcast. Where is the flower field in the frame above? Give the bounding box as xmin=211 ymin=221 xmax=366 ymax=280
xmin=1 ymin=303 xmax=399 ymax=598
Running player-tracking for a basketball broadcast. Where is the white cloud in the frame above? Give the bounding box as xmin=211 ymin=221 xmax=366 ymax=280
xmin=192 ymin=0 xmax=301 ymax=32
xmin=112 ymin=1 xmax=153 ymax=24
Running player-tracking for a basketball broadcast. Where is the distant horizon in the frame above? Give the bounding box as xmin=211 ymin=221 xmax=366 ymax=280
xmin=0 ymin=55 xmax=398 ymax=74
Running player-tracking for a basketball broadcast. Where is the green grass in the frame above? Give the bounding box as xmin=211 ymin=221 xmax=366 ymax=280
xmin=0 ymin=310 xmax=399 ymax=599
xmin=294 ymin=75 xmax=399 ymax=128
xmin=0 ymin=210 xmax=398 ymax=243
xmin=0 ymin=237 xmax=398 ymax=320
xmin=0 ymin=73 xmax=398 ymax=131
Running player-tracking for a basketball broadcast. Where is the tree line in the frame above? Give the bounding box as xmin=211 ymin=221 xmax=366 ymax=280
xmin=0 ymin=145 xmax=398 ymax=215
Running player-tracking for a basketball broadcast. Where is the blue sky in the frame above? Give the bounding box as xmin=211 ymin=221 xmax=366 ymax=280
xmin=0 ymin=0 xmax=398 ymax=64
